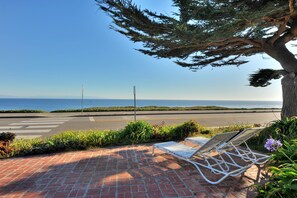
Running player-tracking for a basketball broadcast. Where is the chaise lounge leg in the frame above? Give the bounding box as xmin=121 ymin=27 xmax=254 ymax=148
xmin=152 ymin=146 xmax=155 ymax=156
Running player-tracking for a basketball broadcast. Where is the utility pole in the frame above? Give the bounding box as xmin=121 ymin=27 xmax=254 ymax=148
xmin=133 ymin=85 xmax=136 ymax=121
xmin=81 ymin=84 xmax=84 ymax=114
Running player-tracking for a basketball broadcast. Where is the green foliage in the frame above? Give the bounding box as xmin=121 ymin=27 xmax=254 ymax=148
xmin=171 ymin=120 xmax=204 ymax=140
xmin=0 ymin=132 xmax=16 ymax=142
xmin=8 ymin=120 xmax=206 ymax=157
xmin=3 ymin=120 xmax=255 ymax=158
xmin=0 ymin=121 xmax=265 ymax=158
xmin=212 ymin=124 xmax=252 ymax=134
xmin=269 ymin=140 xmax=297 ymax=167
xmin=48 ymin=132 xmax=88 ymax=150
xmin=12 ymin=130 xmax=122 ymax=156
xmin=50 ymin=105 xmax=275 ymax=112
xmin=269 ymin=118 xmax=297 ymax=141
xmin=98 ymin=0 xmax=292 ymax=70
xmin=249 ymin=69 xmax=282 ymax=87
xmin=256 ymin=140 xmax=297 ymax=198
xmin=153 ymin=120 xmax=207 ymax=141
xmin=200 ymin=129 xmax=212 ymax=135
xmin=11 ymin=138 xmax=43 ymax=156
xmin=121 ymin=121 xmax=153 ymax=144
xmin=0 ymin=132 xmax=16 ymax=158
xmin=255 ymin=119 xmax=297 ymax=197
xmin=0 ymin=109 xmax=46 ymax=113
xmin=257 ymin=163 xmax=297 ymax=198
xmin=11 ymin=121 xmax=157 ymax=157
xmin=84 ymin=130 xmax=122 ymax=147
xmin=248 ymin=117 xmax=297 ymax=151
xmin=0 ymin=142 xmax=14 ymax=158
xmin=7 ymin=122 xmax=153 ymax=157
xmin=97 ymin=0 xmax=295 ymax=120
xmin=152 ymin=124 xmax=177 ymax=141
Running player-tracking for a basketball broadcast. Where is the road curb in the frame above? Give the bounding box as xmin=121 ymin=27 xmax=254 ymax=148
xmin=0 ymin=110 xmax=281 ymax=118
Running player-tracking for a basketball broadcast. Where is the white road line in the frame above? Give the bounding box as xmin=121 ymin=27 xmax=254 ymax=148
xmin=9 ymin=129 xmax=51 ymax=133
xmin=22 ymin=120 xmax=69 ymax=123
xmin=29 ymin=118 xmax=70 ymax=120
xmin=27 ymin=125 xmax=59 ymax=128
xmin=16 ymin=135 xmax=42 ymax=139
xmin=89 ymin=117 xmax=95 ymax=122
xmin=10 ymin=122 xmax=64 ymax=125
xmin=0 ymin=126 xmax=23 ymax=129
xmin=122 ymin=116 xmax=132 ymax=121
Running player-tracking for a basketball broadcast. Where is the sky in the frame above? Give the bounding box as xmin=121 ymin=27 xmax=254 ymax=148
xmin=0 ymin=0 xmax=289 ymax=101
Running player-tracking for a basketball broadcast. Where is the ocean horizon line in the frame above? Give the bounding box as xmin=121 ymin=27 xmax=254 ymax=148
xmin=0 ymin=98 xmax=282 ymax=111
xmin=0 ymin=98 xmax=282 ymax=102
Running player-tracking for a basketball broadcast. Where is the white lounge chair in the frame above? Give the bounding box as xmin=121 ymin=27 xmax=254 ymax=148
xmin=220 ymin=128 xmax=271 ymax=165
xmin=152 ymin=132 xmax=252 ymax=184
xmin=185 ymin=136 xmax=211 ymax=146
xmin=185 ymin=128 xmax=270 ymax=165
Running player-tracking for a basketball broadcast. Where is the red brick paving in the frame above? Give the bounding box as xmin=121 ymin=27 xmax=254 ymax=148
xmin=0 ymin=144 xmax=263 ymax=197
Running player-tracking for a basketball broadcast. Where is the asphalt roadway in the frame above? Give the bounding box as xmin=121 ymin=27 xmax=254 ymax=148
xmin=0 ymin=110 xmax=281 ymax=139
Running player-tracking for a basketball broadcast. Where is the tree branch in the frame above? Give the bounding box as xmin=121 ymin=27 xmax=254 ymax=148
xmin=266 ymin=18 xmax=289 ymax=44
xmin=289 ymin=0 xmax=295 ymax=16
xmin=249 ymin=69 xmax=286 ymax=87
xmin=98 ymin=0 xmax=296 ymax=70
xmin=274 ymin=19 xmax=297 ymax=45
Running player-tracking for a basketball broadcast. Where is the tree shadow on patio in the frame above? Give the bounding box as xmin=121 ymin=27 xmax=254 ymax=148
xmin=0 ymin=144 xmax=263 ymax=197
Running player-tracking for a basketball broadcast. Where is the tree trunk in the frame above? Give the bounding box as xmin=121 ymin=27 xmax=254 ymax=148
xmin=281 ymin=73 xmax=297 ymax=119
xmin=262 ymin=42 xmax=297 ymax=120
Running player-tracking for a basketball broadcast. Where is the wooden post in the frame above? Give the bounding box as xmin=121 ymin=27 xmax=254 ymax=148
xmin=133 ymin=86 xmax=136 ymax=121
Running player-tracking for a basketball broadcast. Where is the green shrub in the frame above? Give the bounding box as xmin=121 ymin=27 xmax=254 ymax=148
xmin=121 ymin=121 xmax=153 ymax=144
xmin=0 ymin=142 xmax=14 ymax=158
xmin=49 ymin=131 xmax=88 ymax=150
xmin=269 ymin=139 xmax=297 ymax=167
xmin=255 ymin=119 xmax=297 ymax=197
xmin=200 ymin=129 xmax=212 ymax=135
xmin=0 ymin=132 xmax=16 ymax=142
xmin=11 ymin=138 xmax=43 ymax=156
xmin=256 ymin=139 xmax=297 ymax=198
xmin=257 ymin=163 xmax=297 ymax=198
xmin=11 ymin=122 xmax=153 ymax=157
xmin=52 ymin=105 xmax=274 ymax=113
xmin=84 ymin=130 xmax=121 ymax=147
xmin=152 ymin=125 xmax=175 ymax=141
xmin=0 ymin=109 xmax=46 ymax=113
xmin=170 ymin=120 xmax=203 ymax=140
xmin=3 ymin=120 xmax=259 ymax=158
xmin=0 ymin=132 xmax=16 ymax=158
xmin=212 ymin=124 xmax=252 ymax=134
xmin=257 ymin=118 xmax=297 ymax=144
xmin=152 ymin=120 xmax=204 ymax=141
xmin=152 ymin=122 xmax=248 ymax=141
xmin=11 ymin=130 xmax=124 ymax=157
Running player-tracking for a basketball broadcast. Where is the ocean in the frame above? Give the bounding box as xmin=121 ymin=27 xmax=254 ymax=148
xmin=0 ymin=98 xmax=282 ymax=111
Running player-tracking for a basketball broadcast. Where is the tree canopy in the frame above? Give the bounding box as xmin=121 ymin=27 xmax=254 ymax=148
xmin=99 ymin=0 xmax=296 ymax=71
xmin=98 ymin=0 xmax=297 ymax=119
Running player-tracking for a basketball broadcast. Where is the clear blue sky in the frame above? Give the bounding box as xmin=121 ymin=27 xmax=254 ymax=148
xmin=0 ymin=0 xmax=286 ymax=101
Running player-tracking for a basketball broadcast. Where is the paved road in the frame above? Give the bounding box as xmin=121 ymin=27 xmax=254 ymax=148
xmin=0 ymin=111 xmax=281 ymax=139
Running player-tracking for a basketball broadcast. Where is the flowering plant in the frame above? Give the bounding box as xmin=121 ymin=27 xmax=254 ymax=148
xmin=264 ymin=137 xmax=282 ymax=152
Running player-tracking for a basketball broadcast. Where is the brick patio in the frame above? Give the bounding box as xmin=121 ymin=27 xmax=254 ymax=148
xmin=0 ymin=144 xmax=264 ymax=198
